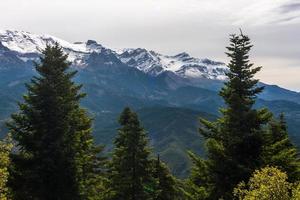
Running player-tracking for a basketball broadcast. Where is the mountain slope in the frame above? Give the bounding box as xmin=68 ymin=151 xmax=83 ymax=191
xmin=1 ymin=30 xmax=299 ymax=104
xmin=137 ymin=107 xmax=216 ymax=177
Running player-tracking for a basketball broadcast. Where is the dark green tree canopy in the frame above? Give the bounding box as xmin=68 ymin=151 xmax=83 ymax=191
xmin=262 ymin=114 xmax=300 ymax=182
xmin=7 ymin=44 xmax=104 ymax=200
xmin=152 ymin=154 xmax=178 ymax=200
xmin=108 ymin=107 xmax=154 ymax=200
xmin=189 ymin=32 xmax=272 ymax=200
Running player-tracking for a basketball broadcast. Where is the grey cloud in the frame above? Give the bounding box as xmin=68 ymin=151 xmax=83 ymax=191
xmin=279 ymin=2 xmax=300 ymax=13
xmin=271 ymin=15 xmax=300 ymax=24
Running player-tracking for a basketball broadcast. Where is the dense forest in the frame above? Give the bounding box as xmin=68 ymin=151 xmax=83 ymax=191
xmin=0 ymin=32 xmax=300 ymax=200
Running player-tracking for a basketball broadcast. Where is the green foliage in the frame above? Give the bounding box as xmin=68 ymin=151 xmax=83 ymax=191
xmin=233 ymin=166 xmax=298 ymax=200
xmin=292 ymin=183 xmax=300 ymax=200
xmin=189 ymin=32 xmax=272 ymax=199
xmin=0 ymin=135 xmax=12 ymax=200
xmin=262 ymin=114 xmax=300 ymax=182
xmin=108 ymin=107 xmax=155 ymax=200
xmin=7 ymin=44 xmax=105 ymax=200
xmin=186 ymin=151 xmax=211 ymax=200
xmin=152 ymin=155 xmax=178 ymax=200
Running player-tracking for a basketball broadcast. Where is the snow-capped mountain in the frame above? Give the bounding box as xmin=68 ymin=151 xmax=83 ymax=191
xmin=118 ymin=48 xmax=227 ymax=80
xmin=0 ymin=30 xmax=227 ymax=80
xmin=0 ymin=30 xmax=107 ymax=67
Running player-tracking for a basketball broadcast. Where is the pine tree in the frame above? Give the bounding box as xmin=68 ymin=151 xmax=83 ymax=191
xmin=188 ymin=32 xmax=272 ymax=199
xmin=0 ymin=135 xmax=13 ymax=200
xmin=108 ymin=107 xmax=155 ymax=200
xmin=7 ymin=44 xmax=105 ymax=200
xmin=262 ymin=114 xmax=300 ymax=182
xmin=152 ymin=155 xmax=177 ymax=200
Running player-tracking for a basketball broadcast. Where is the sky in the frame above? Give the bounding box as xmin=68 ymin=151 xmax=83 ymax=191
xmin=0 ymin=0 xmax=300 ymax=90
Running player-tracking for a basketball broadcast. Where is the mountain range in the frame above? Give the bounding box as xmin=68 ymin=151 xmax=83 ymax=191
xmin=1 ymin=30 xmax=300 ymax=177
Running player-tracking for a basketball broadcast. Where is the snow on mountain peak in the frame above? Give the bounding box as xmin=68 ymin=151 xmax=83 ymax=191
xmin=118 ymin=48 xmax=228 ymax=80
xmin=0 ymin=30 xmax=105 ymax=67
xmin=0 ymin=30 xmax=228 ymax=80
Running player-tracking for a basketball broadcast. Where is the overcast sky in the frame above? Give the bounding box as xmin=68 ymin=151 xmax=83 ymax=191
xmin=0 ymin=0 xmax=300 ymax=90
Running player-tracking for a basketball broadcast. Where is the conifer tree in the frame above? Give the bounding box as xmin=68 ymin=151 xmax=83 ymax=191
xmin=188 ymin=32 xmax=272 ymax=199
xmin=7 ymin=44 xmax=105 ymax=200
xmin=108 ymin=107 xmax=155 ymax=200
xmin=262 ymin=114 xmax=300 ymax=182
xmin=152 ymin=155 xmax=177 ymax=200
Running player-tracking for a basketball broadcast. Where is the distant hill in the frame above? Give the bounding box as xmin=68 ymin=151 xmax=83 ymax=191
xmin=137 ymin=107 xmax=216 ymax=177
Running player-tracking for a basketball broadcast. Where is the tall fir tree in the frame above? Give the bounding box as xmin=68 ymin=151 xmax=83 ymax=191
xmin=108 ymin=107 xmax=155 ymax=200
xmin=188 ymin=32 xmax=272 ymax=199
xmin=7 ymin=44 xmax=105 ymax=200
xmin=152 ymin=155 xmax=177 ymax=200
xmin=262 ymin=114 xmax=300 ymax=182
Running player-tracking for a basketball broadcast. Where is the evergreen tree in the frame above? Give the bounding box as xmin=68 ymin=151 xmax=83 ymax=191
xmin=7 ymin=44 xmax=105 ymax=200
xmin=0 ymin=135 xmax=13 ymax=200
xmin=108 ymin=107 xmax=155 ymax=200
xmin=262 ymin=114 xmax=300 ymax=182
xmin=188 ymin=32 xmax=272 ymax=199
xmin=152 ymin=155 xmax=177 ymax=200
